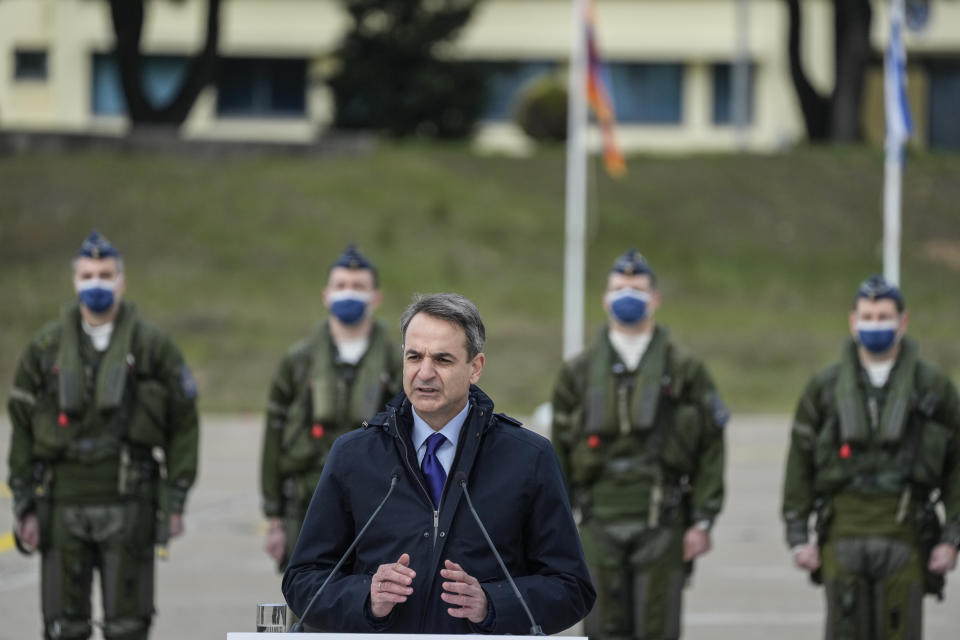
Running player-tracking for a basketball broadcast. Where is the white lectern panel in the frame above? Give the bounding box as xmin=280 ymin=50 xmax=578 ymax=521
xmin=229 ymin=634 xmax=585 ymax=639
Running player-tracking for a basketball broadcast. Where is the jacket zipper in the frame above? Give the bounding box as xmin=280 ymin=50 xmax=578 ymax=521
xmin=391 ymin=408 xmax=442 ymax=544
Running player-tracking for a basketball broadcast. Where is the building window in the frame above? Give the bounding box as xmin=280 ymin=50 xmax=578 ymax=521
xmin=216 ymin=58 xmax=307 ymax=118
xmin=607 ymin=62 xmax=684 ymax=124
xmin=712 ymin=62 xmax=755 ymax=125
xmin=478 ymin=61 xmax=556 ymax=121
xmin=14 ymin=50 xmax=48 ymax=81
xmin=929 ymin=62 xmax=960 ymax=151
xmin=91 ymin=53 xmax=189 ymax=115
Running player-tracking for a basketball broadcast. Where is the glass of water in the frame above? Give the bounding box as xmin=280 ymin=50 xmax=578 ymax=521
xmin=256 ymin=603 xmax=287 ymax=633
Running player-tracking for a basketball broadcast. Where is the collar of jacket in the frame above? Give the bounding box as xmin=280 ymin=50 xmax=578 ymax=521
xmin=365 ymin=384 xmax=498 ymax=435
xmin=56 ymin=300 xmax=137 ymax=414
xmin=309 ymin=319 xmax=390 ymax=425
xmin=835 ymin=336 xmax=918 ymax=445
xmin=585 ymin=323 xmax=671 ymax=433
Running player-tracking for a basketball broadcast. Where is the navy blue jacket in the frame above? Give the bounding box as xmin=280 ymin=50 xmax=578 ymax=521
xmin=282 ymin=386 xmax=595 ymax=634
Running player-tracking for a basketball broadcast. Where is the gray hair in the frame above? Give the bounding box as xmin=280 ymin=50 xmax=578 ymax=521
xmin=400 ymin=293 xmax=486 ymax=359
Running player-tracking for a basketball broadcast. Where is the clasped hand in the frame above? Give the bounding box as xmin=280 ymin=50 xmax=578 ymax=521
xmin=370 ymin=553 xmax=488 ymax=623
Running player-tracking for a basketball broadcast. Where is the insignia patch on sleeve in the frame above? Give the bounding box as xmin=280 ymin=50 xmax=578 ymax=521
xmin=180 ymin=365 xmax=198 ymax=399
xmin=711 ymin=392 xmax=730 ymax=428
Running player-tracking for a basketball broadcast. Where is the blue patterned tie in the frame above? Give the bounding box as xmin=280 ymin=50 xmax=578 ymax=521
xmin=421 ymin=432 xmax=447 ymax=508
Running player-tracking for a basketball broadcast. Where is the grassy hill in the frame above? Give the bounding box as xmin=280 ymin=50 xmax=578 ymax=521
xmin=1 ymin=143 xmax=958 ymax=416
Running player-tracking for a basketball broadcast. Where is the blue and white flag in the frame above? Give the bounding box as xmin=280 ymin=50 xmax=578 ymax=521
xmin=884 ymin=0 xmax=913 ymax=148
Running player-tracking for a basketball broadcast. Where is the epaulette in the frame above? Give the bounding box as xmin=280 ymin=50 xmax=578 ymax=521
xmin=496 ymin=413 xmax=523 ymax=427
xmin=287 ymin=336 xmax=315 ymax=358
xmin=33 ymin=321 xmax=62 ymax=350
xmin=813 ymin=362 xmax=842 ymax=387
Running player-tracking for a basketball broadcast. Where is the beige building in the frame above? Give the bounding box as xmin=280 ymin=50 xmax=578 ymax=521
xmin=1 ymin=0 xmax=958 ymax=151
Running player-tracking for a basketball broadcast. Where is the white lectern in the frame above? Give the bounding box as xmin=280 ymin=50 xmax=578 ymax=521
xmin=229 ymin=634 xmax=585 ymax=639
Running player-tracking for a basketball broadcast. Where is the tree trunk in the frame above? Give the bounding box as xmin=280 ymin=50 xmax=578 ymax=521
xmin=830 ymin=0 xmax=872 ymax=141
xmin=784 ymin=0 xmax=831 ymax=140
xmin=109 ymin=0 xmax=154 ymax=122
xmin=108 ymin=0 xmax=222 ymax=127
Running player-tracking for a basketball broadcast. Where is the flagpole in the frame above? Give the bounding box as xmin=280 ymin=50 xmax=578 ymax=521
xmin=563 ymin=0 xmax=588 ymax=360
xmin=883 ymin=142 xmax=902 ymax=286
xmin=883 ymin=0 xmax=909 ymax=286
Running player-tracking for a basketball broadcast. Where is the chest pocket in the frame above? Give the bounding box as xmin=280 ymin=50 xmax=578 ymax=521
xmin=911 ymin=419 xmax=951 ymax=487
xmin=811 ymin=412 xmax=858 ymax=493
xmin=659 ymin=403 xmax=702 ymax=475
xmin=278 ymin=386 xmax=336 ymax=475
xmin=31 ymin=366 xmax=70 ymax=458
xmin=569 ymin=436 xmax=605 ymax=486
xmin=127 ymin=376 xmax=169 ymax=448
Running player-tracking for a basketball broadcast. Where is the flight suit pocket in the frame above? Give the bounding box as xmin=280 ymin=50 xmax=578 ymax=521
xmin=912 ymin=420 xmax=951 ymax=487
xmin=590 ymin=479 xmax=653 ymax=520
xmin=36 ymin=499 xmax=54 ymax=552
xmin=813 ymin=416 xmax=838 ymax=468
xmin=32 ymin=401 xmax=70 ymax=457
xmin=124 ymin=500 xmax=157 ymax=550
xmin=630 ymin=527 xmax=676 ymax=569
xmin=660 ymin=404 xmax=701 ymax=475
xmin=278 ymin=397 xmax=336 ymax=476
xmin=812 ymin=416 xmax=851 ymax=491
xmin=278 ymin=420 xmax=312 ymax=474
xmin=127 ymin=380 xmax=168 ymax=447
xmin=278 ymin=385 xmax=325 ymax=470
xmin=31 ymin=373 xmax=71 ymax=457
xmin=570 ymin=438 xmax=606 ymax=486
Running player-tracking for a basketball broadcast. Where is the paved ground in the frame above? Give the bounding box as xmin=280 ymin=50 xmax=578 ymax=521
xmin=1 ymin=414 xmax=958 ymax=640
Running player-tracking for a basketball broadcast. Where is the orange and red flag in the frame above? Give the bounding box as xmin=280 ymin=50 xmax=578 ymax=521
xmin=585 ymin=0 xmax=626 ymax=177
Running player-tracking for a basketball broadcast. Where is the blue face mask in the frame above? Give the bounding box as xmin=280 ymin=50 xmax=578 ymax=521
xmin=77 ymin=279 xmax=118 ymax=314
xmin=329 ymin=291 xmax=371 ymax=325
xmin=856 ymin=320 xmax=899 ymax=354
xmin=607 ymin=288 xmax=651 ymax=326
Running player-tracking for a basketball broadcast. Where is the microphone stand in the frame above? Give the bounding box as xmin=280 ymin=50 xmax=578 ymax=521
xmin=457 ymin=474 xmax=544 ymax=636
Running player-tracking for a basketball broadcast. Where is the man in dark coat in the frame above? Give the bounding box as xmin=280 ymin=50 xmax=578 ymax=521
xmin=282 ymin=293 xmax=595 ymax=634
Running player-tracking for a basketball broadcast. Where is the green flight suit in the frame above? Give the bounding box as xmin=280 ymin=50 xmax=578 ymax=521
xmin=781 ymin=337 xmax=960 ymax=640
xmin=7 ymin=301 xmax=200 ymax=640
xmin=552 ymin=326 xmax=727 ymax=640
xmin=260 ymin=320 xmax=400 ymax=571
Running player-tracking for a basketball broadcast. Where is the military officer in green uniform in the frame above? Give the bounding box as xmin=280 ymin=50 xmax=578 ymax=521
xmin=782 ymin=275 xmax=960 ymax=639
xmin=551 ymin=249 xmax=727 ymax=640
xmin=7 ymin=231 xmax=200 ymax=640
xmin=261 ymin=245 xmax=401 ymax=571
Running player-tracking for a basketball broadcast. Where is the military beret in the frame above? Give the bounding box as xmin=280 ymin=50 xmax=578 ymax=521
xmin=329 ymin=244 xmax=378 ymax=284
xmin=611 ymin=248 xmax=655 ymax=280
xmin=855 ymin=274 xmax=905 ymax=312
xmin=77 ymin=230 xmax=121 ymax=260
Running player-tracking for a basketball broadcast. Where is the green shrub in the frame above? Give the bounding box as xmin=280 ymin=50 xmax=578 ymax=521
xmin=513 ymin=75 xmax=568 ymax=142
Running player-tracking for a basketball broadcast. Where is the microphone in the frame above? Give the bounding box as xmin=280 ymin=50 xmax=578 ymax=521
xmin=290 ymin=466 xmax=402 ymax=632
xmin=454 ymin=472 xmax=544 ymax=636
